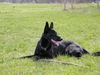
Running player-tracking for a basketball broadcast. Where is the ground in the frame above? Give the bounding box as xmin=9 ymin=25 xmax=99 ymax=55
xmin=0 ymin=3 xmax=100 ymax=75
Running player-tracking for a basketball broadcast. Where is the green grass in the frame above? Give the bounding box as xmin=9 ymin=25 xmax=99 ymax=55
xmin=0 ymin=3 xmax=100 ymax=75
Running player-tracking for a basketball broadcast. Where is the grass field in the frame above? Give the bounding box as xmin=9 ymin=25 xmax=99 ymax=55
xmin=0 ymin=3 xmax=100 ymax=75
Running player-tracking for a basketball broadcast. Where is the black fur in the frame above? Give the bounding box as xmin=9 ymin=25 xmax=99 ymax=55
xmin=34 ymin=22 xmax=100 ymax=59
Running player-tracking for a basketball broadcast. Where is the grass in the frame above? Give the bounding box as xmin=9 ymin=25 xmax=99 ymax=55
xmin=0 ymin=3 xmax=100 ymax=75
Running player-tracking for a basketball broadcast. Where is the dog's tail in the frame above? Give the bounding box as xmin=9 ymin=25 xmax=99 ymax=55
xmin=92 ymin=52 xmax=100 ymax=56
xmin=18 ymin=55 xmax=41 ymax=60
xmin=19 ymin=55 xmax=34 ymax=59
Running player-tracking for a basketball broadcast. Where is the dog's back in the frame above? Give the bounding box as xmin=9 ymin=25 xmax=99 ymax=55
xmin=51 ymin=40 xmax=89 ymax=57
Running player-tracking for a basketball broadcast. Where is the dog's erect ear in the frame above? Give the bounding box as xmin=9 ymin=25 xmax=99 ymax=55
xmin=44 ymin=21 xmax=49 ymax=33
xmin=50 ymin=22 xmax=53 ymax=29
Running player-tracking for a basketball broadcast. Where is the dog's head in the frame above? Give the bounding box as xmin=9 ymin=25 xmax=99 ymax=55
xmin=40 ymin=22 xmax=62 ymax=50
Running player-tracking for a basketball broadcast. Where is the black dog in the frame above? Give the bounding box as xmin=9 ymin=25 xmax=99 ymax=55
xmin=34 ymin=22 xmax=100 ymax=59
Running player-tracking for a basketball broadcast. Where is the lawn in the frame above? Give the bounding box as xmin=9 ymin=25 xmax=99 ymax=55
xmin=0 ymin=3 xmax=100 ymax=75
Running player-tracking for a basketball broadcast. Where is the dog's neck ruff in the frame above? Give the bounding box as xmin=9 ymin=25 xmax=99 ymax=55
xmin=40 ymin=36 xmax=51 ymax=51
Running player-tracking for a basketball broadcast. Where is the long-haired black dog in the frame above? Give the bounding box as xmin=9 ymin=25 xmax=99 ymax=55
xmin=21 ymin=22 xmax=100 ymax=59
xmin=33 ymin=22 xmax=100 ymax=59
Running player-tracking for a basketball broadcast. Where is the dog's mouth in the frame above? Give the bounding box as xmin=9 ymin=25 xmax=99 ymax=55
xmin=41 ymin=37 xmax=50 ymax=50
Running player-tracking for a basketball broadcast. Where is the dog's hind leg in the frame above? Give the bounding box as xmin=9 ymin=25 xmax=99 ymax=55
xmin=83 ymin=48 xmax=100 ymax=56
xmin=92 ymin=52 xmax=100 ymax=56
